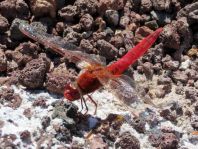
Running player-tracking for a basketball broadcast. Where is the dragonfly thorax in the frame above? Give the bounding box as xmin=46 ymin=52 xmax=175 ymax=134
xmin=64 ymin=84 xmax=81 ymax=101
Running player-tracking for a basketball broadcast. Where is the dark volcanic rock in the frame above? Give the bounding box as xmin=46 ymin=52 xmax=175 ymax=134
xmin=0 ymin=15 xmax=9 ymax=33
xmin=134 ymin=26 xmax=153 ymax=44
xmin=52 ymin=100 xmax=78 ymax=120
xmin=132 ymin=117 xmax=146 ymax=133
xmin=0 ymin=49 xmax=7 ymax=72
xmin=0 ymin=0 xmax=30 ymax=21
xmin=79 ymin=13 xmax=94 ymax=31
xmin=160 ymin=109 xmax=177 ymax=122
xmin=162 ymin=24 xmax=180 ymax=50
xmin=115 ymin=132 xmax=140 ymax=149
xmin=0 ymin=87 xmax=22 ymax=109
xmin=74 ymin=0 xmax=97 ymax=15
xmin=185 ymin=87 xmax=198 ymax=102
xmin=105 ymin=10 xmax=119 ymax=26
xmin=191 ymin=115 xmax=198 ymax=129
xmin=160 ymin=133 xmax=178 ymax=149
xmin=0 ymin=134 xmax=17 ymax=149
xmin=41 ymin=116 xmax=51 ymax=129
xmin=19 ymin=53 xmax=50 ymax=89
xmin=172 ymin=70 xmax=188 ymax=84
xmin=30 ymin=0 xmax=56 ymax=18
xmin=46 ymin=63 xmax=76 ymax=95
xmin=63 ymin=27 xmax=82 ymax=45
xmin=32 ymin=97 xmax=47 ymax=108
xmin=177 ymin=2 xmax=198 ymax=24
xmin=110 ymin=34 xmax=124 ymax=49
xmin=96 ymin=39 xmax=118 ymax=61
xmin=163 ymin=60 xmax=179 ymax=71
xmin=140 ymin=0 xmax=152 ymax=13
xmin=142 ymin=62 xmax=154 ymax=80
xmin=151 ymin=0 xmax=171 ymax=11
xmin=80 ymin=39 xmax=94 ymax=53
xmin=97 ymin=0 xmax=127 ymax=15
xmin=148 ymin=131 xmax=162 ymax=147
xmin=20 ymin=130 xmax=31 ymax=143
xmin=58 ymin=5 xmax=79 ymax=22
xmin=6 ymin=42 xmax=39 ymax=67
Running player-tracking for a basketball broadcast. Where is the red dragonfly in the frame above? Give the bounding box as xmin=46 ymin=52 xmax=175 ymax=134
xmin=19 ymin=23 xmax=163 ymax=114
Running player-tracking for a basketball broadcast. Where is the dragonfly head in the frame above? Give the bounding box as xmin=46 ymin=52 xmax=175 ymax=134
xmin=64 ymin=84 xmax=81 ymax=101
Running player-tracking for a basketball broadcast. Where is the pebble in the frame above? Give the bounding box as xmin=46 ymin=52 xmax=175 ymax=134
xmin=18 ymin=53 xmax=51 ymax=89
xmin=0 ymin=49 xmax=7 ymax=72
xmin=105 ymin=10 xmax=119 ymax=26
xmin=58 ymin=5 xmax=78 ymax=22
xmin=0 ymin=15 xmax=9 ymax=33
xmin=30 ymin=0 xmax=56 ymax=18
xmin=115 ymin=132 xmax=140 ymax=149
xmin=172 ymin=70 xmax=188 ymax=84
xmin=80 ymin=13 xmax=94 ymax=31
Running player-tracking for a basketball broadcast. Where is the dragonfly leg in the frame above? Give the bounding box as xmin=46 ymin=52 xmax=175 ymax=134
xmin=87 ymin=94 xmax=97 ymax=115
xmin=82 ymin=96 xmax=89 ymax=115
xmin=80 ymin=96 xmax=84 ymax=113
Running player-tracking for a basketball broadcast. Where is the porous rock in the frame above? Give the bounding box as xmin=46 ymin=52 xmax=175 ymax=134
xmin=96 ymin=39 xmax=118 ymax=61
xmin=6 ymin=42 xmax=39 ymax=67
xmin=140 ymin=0 xmax=152 ymax=13
xmin=162 ymin=24 xmax=180 ymax=50
xmin=177 ymin=2 xmax=198 ymax=24
xmin=30 ymin=0 xmax=56 ymax=18
xmin=151 ymin=0 xmax=171 ymax=11
xmin=0 ymin=15 xmax=9 ymax=33
xmin=63 ymin=27 xmax=82 ymax=45
xmin=0 ymin=87 xmax=22 ymax=109
xmin=46 ymin=63 xmax=75 ymax=95
xmin=134 ymin=26 xmax=153 ymax=44
xmin=74 ymin=0 xmax=97 ymax=15
xmin=0 ymin=0 xmax=30 ymax=20
xmin=19 ymin=53 xmax=50 ymax=89
xmin=174 ymin=17 xmax=193 ymax=60
xmin=105 ymin=10 xmax=119 ymax=26
xmin=0 ymin=49 xmax=7 ymax=72
xmin=58 ymin=5 xmax=78 ymax=22
xmin=160 ymin=133 xmax=178 ymax=149
xmin=97 ymin=0 xmax=127 ymax=15
xmin=142 ymin=62 xmax=154 ymax=80
xmin=115 ymin=132 xmax=140 ymax=149
xmin=79 ymin=14 xmax=94 ymax=31
xmin=172 ymin=70 xmax=188 ymax=84
xmin=80 ymin=39 xmax=94 ymax=53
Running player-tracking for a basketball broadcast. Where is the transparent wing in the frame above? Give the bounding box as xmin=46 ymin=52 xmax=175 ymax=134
xmin=19 ymin=23 xmax=105 ymax=68
xmin=75 ymin=53 xmax=106 ymax=69
xmin=97 ymin=74 xmax=140 ymax=105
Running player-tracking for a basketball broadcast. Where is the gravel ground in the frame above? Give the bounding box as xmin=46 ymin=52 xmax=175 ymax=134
xmin=0 ymin=0 xmax=198 ymax=149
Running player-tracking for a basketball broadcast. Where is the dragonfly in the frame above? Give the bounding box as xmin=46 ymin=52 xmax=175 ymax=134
xmin=19 ymin=23 xmax=163 ymax=114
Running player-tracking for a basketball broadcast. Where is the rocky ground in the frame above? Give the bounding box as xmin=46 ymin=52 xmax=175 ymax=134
xmin=0 ymin=0 xmax=198 ymax=149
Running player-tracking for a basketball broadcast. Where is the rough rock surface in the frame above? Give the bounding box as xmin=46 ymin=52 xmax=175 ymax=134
xmin=115 ymin=132 xmax=140 ymax=149
xmin=30 ymin=0 xmax=56 ymax=18
xmin=0 ymin=15 xmax=9 ymax=33
xmin=46 ymin=63 xmax=76 ymax=95
xmin=0 ymin=49 xmax=7 ymax=72
xmin=0 ymin=0 xmax=30 ymax=20
xmin=18 ymin=54 xmax=50 ymax=89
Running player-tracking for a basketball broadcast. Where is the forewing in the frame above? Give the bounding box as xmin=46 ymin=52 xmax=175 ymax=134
xmin=19 ymin=23 xmax=103 ymax=68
